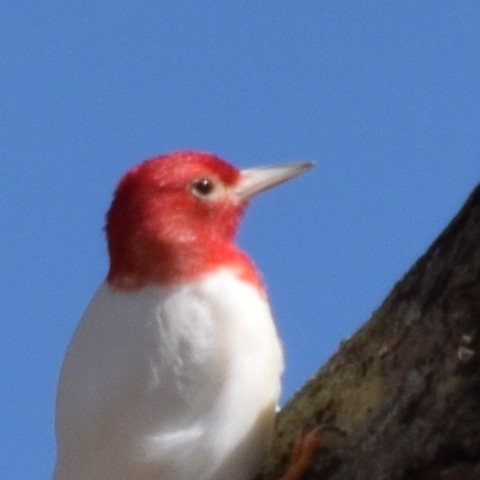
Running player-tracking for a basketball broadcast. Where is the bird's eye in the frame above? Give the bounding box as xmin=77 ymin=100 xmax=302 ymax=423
xmin=191 ymin=178 xmax=216 ymax=197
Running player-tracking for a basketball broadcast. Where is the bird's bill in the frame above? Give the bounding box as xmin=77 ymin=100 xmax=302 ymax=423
xmin=234 ymin=161 xmax=314 ymax=202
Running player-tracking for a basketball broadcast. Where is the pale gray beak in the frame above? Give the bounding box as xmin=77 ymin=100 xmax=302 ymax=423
xmin=234 ymin=161 xmax=314 ymax=202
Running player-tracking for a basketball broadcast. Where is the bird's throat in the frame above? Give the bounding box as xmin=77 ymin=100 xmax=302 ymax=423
xmin=107 ymin=240 xmax=265 ymax=294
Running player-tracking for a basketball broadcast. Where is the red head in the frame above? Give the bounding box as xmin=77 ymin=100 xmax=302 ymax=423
xmin=106 ymin=151 xmax=313 ymax=290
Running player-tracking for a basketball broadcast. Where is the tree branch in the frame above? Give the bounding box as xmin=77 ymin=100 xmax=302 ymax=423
xmin=260 ymin=184 xmax=480 ymax=480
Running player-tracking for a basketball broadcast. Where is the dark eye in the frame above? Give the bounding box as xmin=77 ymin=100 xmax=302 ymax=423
xmin=192 ymin=178 xmax=215 ymax=197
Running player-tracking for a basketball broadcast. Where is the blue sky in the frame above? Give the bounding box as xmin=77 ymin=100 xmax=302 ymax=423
xmin=2 ymin=2 xmax=480 ymax=478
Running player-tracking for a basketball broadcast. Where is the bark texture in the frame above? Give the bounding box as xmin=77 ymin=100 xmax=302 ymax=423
xmin=260 ymin=185 xmax=480 ymax=480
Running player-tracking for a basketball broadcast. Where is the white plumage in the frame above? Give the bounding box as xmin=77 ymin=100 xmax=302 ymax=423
xmin=54 ymin=268 xmax=283 ymax=480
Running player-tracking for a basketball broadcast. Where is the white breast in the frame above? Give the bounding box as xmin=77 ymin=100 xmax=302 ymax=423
xmin=54 ymin=269 xmax=283 ymax=480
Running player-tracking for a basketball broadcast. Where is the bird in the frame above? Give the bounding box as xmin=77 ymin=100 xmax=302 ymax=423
xmin=53 ymin=150 xmax=314 ymax=480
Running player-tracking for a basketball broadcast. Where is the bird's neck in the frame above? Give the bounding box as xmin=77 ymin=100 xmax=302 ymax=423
xmin=107 ymin=239 xmax=265 ymax=294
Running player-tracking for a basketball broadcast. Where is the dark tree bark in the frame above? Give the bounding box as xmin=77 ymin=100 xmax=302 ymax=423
xmin=260 ymin=185 xmax=480 ymax=480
